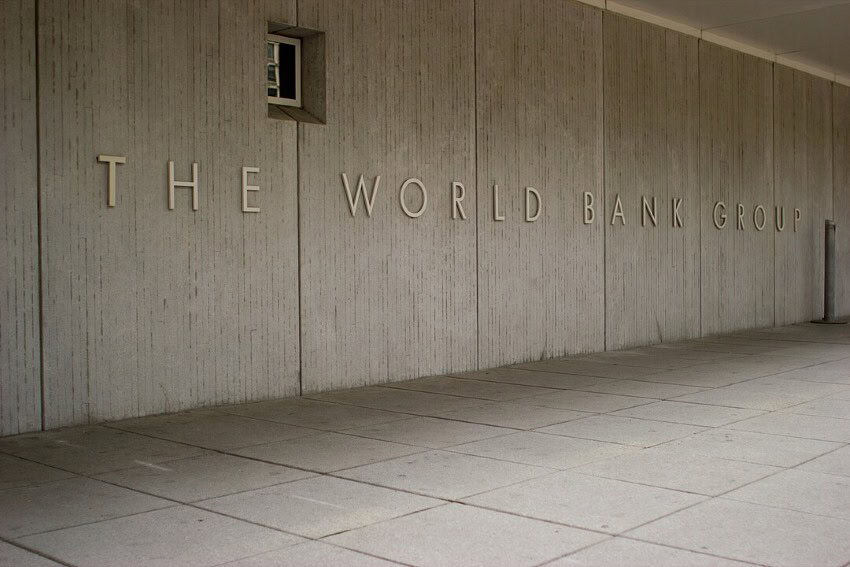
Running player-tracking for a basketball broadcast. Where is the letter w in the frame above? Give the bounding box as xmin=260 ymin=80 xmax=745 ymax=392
xmin=341 ymin=173 xmax=380 ymax=217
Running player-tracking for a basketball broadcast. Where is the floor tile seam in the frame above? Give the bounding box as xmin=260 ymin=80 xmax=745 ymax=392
xmin=438 ymin=443 xmax=623 ymax=473
xmin=606 ymin=410 xmax=767 ymax=429
xmin=226 ymin=444 xmax=434 ymax=476
xmin=383 ymin=375 xmax=565 ymax=395
xmin=208 ymin=539 xmax=413 ymax=567
xmin=612 ymin=534 xmax=769 ymax=566
xmin=298 ymin=395 xmax=484 ymax=418
xmin=523 ymin=427 xmax=706 ymax=449
xmin=722 ymin=423 xmax=850 ymax=444
xmin=330 ymin=426 xmax=521 ymax=450
xmin=508 ymin=365 xmax=661 ymax=380
xmin=321 ymin=471 xmax=471 ymax=502
xmin=375 ymin=383 xmax=558 ymax=403
xmin=514 ymin=397 xmax=659 ymax=413
xmin=780 ymin=408 xmax=850 ymax=422
xmin=716 ymin=492 xmax=850 ymax=523
xmin=104 ymin=419 xmax=332 ymax=449
xmin=528 ymin=535 xmax=617 ymax=567
xmin=451 ymin=500 xmax=641 ymax=538
xmin=565 ymin=384 xmax=712 ymax=400
xmin=0 ymin=535 xmax=76 ymax=567
xmin=8 ymin=501 xmax=182 ymax=541
xmin=563 ymin=467 xmax=736 ymax=497
xmin=397 ymin=410 xmax=599 ymax=431
xmin=645 ymin=397 xmax=791 ymax=412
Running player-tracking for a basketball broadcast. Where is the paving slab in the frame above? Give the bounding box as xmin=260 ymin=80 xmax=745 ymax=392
xmin=95 ymin=453 xmax=314 ymax=502
xmin=545 ymin=537 xmax=752 ymax=566
xmin=0 ymin=477 xmax=171 ymax=538
xmin=383 ymin=375 xmax=555 ymax=400
xmin=326 ymin=503 xmax=607 ymax=567
xmin=0 ymin=453 xmax=76 ymax=490
xmin=222 ymin=540 xmax=401 ymax=566
xmin=723 ymin=468 xmax=850 ymax=520
xmin=336 ymin=449 xmax=550 ymax=499
xmin=663 ymin=428 xmax=841 ymax=467
xmin=537 ymin=415 xmax=705 ymax=447
xmin=430 ymin=401 xmax=591 ymax=430
xmin=219 ymin=398 xmax=408 ymax=430
xmin=0 ymin=426 xmax=207 ymax=475
xmin=628 ymin=498 xmax=850 ymax=567
xmin=344 ymin=416 xmax=513 ymax=448
xmin=197 ymin=475 xmax=440 ymax=538
xmin=232 ymin=432 xmax=423 ymax=473
xmin=450 ymin=431 xmax=635 ymax=469
xmin=572 ymin=446 xmax=779 ymax=496
xmin=463 ymin=471 xmax=704 ymax=534
xmin=17 ymin=505 xmax=301 ymax=567
xmin=612 ymin=401 xmax=765 ymax=427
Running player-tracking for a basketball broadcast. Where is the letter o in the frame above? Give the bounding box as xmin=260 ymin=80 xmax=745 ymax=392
xmin=713 ymin=201 xmax=727 ymax=230
xmin=399 ymin=178 xmax=428 ymax=218
xmin=753 ymin=205 xmax=766 ymax=231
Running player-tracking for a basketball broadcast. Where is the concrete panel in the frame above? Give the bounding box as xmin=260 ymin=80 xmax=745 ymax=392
xmin=297 ymin=0 xmax=478 ymax=391
xmin=699 ymin=42 xmax=775 ymax=336
xmin=476 ymin=0 xmax=604 ymax=367
xmin=773 ymin=65 xmax=833 ymax=325
xmin=603 ymin=14 xmax=700 ymax=349
xmin=0 ymin=0 xmax=41 ymax=436
xmin=834 ymin=84 xmax=850 ymax=317
xmin=38 ymin=0 xmax=300 ymax=428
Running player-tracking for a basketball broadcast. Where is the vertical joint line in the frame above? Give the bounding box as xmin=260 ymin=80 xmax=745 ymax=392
xmin=473 ymin=0 xmax=480 ymax=370
xmin=34 ymin=0 xmax=47 ymax=431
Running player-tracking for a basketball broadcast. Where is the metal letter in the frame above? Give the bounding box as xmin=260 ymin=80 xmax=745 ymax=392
xmin=97 ymin=154 xmax=127 ymax=207
xmin=399 ymin=178 xmax=427 ymax=218
xmin=168 ymin=161 xmax=199 ymax=211
xmin=493 ymin=184 xmax=505 ymax=221
xmin=794 ymin=208 xmax=802 ymax=232
xmin=671 ymin=197 xmax=683 ymax=227
xmin=611 ymin=194 xmax=626 ymax=225
xmin=713 ymin=201 xmax=727 ymax=230
xmin=775 ymin=206 xmax=785 ymax=232
xmin=525 ymin=187 xmax=541 ymax=222
xmin=641 ymin=196 xmax=657 ymax=227
xmin=753 ymin=205 xmax=766 ymax=231
xmin=451 ymin=182 xmax=467 ymax=220
xmin=241 ymin=166 xmax=260 ymax=213
xmin=341 ymin=173 xmax=380 ymax=217
xmin=737 ymin=203 xmax=745 ymax=230
xmin=583 ymin=192 xmax=595 ymax=224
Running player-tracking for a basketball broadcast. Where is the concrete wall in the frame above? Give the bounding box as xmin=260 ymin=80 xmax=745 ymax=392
xmin=0 ymin=0 xmax=41 ymax=435
xmin=603 ymin=13 xmax=700 ymax=349
xmin=1 ymin=0 xmax=848 ymax=435
xmin=835 ymin=84 xmax=850 ymax=318
xmin=476 ymin=0 xmax=604 ymax=367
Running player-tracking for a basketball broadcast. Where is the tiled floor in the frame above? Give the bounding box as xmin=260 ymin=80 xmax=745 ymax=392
xmin=2 ymin=324 xmax=850 ymax=566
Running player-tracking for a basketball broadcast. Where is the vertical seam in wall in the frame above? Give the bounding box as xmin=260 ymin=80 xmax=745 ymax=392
xmin=34 ymin=0 xmax=46 ymax=431
xmin=473 ymin=0 xmax=480 ymax=370
xmin=697 ymin=39 xmax=703 ymax=337
xmin=771 ymin=62 xmax=776 ymax=327
xmin=295 ymin=0 xmax=304 ymax=396
xmin=601 ymin=10 xmax=607 ymax=352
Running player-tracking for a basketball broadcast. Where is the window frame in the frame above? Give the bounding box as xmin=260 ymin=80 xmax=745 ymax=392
xmin=266 ymin=34 xmax=302 ymax=108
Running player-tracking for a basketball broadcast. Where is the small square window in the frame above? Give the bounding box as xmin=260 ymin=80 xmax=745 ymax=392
xmin=266 ymin=34 xmax=301 ymax=108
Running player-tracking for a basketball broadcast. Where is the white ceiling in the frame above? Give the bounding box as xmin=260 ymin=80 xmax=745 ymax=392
xmin=606 ymin=0 xmax=850 ymax=83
